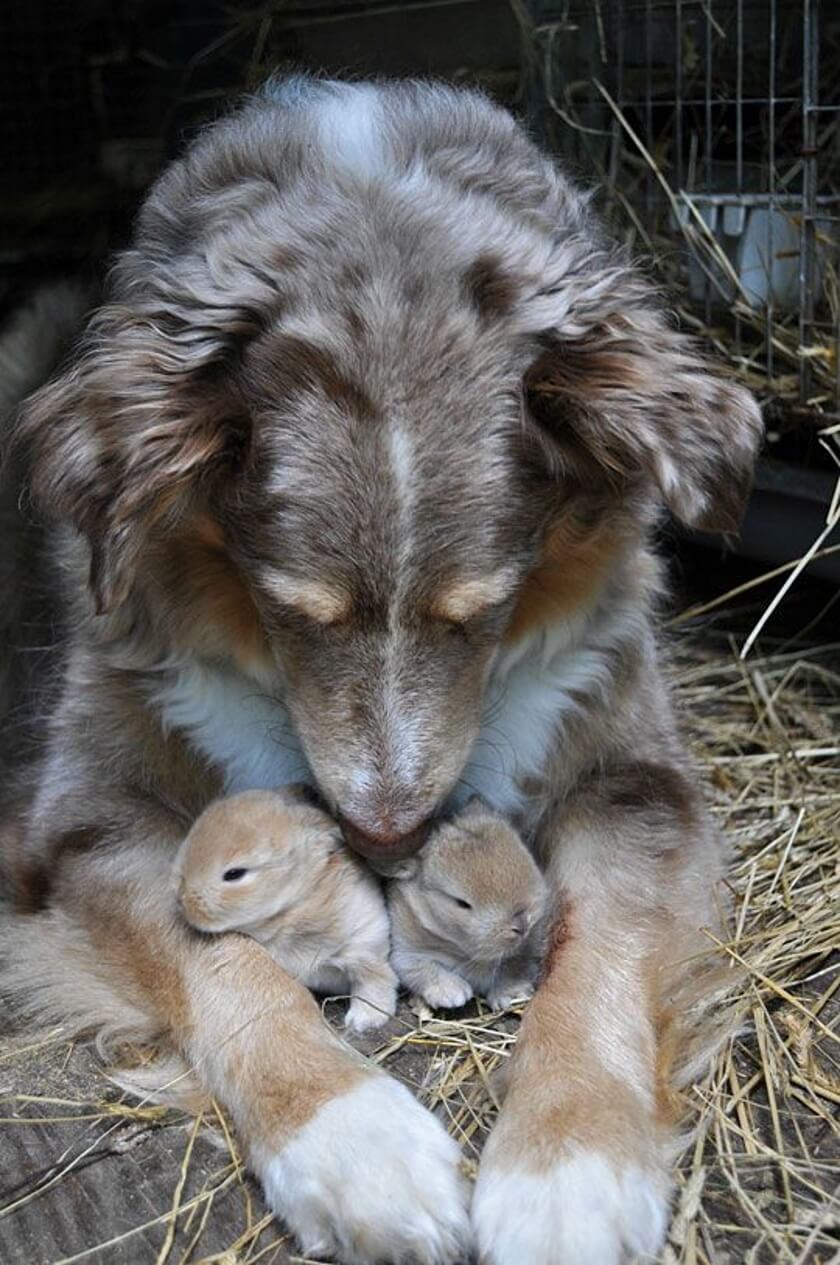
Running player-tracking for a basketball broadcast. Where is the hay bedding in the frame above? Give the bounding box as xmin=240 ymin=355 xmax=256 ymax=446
xmin=0 ymin=605 xmax=838 ymax=1264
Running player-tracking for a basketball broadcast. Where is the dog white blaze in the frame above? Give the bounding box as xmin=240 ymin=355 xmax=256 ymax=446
xmin=388 ymin=424 xmax=416 ymax=538
xmin=381 ymin=651 xmax=426 ymax=793
xmin=377 ymin=423 xmax=426 ymax=791
xmin=317 ymin=86 xmax=382 ymax=178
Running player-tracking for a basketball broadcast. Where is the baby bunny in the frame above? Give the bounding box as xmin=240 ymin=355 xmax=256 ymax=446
xmin=176 ymin=788 xmax=398 ymax=1034
xmin=387 ymin=801 xmax=548 ymax=1012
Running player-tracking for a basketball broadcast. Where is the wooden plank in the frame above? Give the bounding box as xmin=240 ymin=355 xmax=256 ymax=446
xmin=0 ymin=993 xmax=294 ymax=1264
xmin=0 ymin=983 xmax=448 ymax=1264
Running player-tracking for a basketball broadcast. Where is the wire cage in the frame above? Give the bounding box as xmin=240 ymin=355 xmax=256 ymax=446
xmin=517 ymin=0 xmax=840 ymax=442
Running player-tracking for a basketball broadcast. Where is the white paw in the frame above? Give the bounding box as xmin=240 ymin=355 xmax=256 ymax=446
xmin=473 ymin=1147 xmax=669 ymax=1264
xmin=486 ymin=980 xmax=535 ymax=1011
xmin=345 ymin=997 xmax=392 ymax=1034
xmin=259 ymin=1075 xmax=471 ymax=1265
xmin=420 ymin=973 xmax=474 ymax=1010
xmin=345 ymin=971 xmax=398 ymax=1033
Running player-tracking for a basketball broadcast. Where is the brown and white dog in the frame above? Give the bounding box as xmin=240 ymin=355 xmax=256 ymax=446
xmin=0 ymin=79 xmax=762 ymax=1265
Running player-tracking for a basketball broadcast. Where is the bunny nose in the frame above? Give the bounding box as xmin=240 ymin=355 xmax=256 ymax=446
xmin=340 ymin=815 xmax=430 ymax=861
xmin=510 ymin=911 xmax=529 ymax=937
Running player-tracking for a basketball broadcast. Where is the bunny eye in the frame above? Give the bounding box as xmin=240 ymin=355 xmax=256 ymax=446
xmin=452 ymin=896 xmax=473 ymax=911
xmin=222 ymin=867 xmax=249 ymax=882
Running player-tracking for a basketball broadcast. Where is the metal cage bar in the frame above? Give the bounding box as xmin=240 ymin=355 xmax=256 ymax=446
xmin=799 ymin=0 xmax=819 ymax=408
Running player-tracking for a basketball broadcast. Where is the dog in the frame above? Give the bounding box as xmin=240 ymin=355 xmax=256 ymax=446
xmin=0 ymin=78 xmax=762 ymax=1264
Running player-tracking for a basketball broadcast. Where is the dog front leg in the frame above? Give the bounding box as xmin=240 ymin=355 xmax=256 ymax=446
xmin=24 ymin=821 xmax=470 ymax=1265
xmin=472 ymin=770 xmax=728 ymax=1264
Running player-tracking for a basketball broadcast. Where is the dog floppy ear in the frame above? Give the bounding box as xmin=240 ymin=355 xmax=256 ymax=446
xmin=16 ymin=305 xmax=249 ymax=613
xmin=523 ymin=303 xmax=763 ymax=533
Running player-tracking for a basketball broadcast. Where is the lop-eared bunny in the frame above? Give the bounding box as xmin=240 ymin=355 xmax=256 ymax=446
xmin=388 ymin=801 xmax=548 ymax=1011
xmin=176 ymin=789 xmax=398 ymax=1034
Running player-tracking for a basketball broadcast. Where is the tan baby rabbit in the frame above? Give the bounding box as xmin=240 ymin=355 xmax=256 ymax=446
xmin=387 ymin=801 xmax=548 ymax=1012
xmin=176 ymin=788 xmax=398 ymax=1034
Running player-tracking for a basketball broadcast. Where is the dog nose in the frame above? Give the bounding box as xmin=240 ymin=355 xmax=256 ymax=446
xmin=340 ymin=815 xmax=430 ymax=861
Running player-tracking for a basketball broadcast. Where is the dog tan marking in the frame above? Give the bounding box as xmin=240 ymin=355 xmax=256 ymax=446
xmin=473 ymin=747 xmax=733 ymax=1260
xmin=430 ymin=570 xmax=518 ymax=624
xmin=504 ymin=521 xmax=622 ymax=642
xmin=484 ymin=902 xmax=664 ymax=1172
xmin=163 ymin=518 xmax=271 ymax=675
xmin=261 ymin=573 xmax=351 ymax=625
xmin=182 ymin=936 xmax=367 ymax=1148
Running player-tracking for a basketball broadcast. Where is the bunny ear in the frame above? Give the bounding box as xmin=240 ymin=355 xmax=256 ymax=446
xmin=285 ymin=802 xmax=346 ymax=852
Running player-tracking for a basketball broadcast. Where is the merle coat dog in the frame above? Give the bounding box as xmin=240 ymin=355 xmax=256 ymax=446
xmin=0 ymin=79 xmax=761 ymax=1264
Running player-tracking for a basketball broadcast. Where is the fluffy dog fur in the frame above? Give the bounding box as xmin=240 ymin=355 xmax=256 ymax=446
xmin=0 ymin=78 xmax=762 ymax=1265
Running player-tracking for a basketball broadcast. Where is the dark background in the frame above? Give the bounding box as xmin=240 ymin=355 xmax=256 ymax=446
xmin=0 ymin=1 xmax=518 ymax=275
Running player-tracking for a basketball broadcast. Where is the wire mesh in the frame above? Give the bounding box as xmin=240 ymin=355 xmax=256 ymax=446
xmin=519 ymin=0 xmax=840 ymax=424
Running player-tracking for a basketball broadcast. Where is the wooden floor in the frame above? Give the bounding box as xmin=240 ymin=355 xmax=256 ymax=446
xmin=0 ymin=992 xmax=441 ymax=1265
xmin=0 ymin=996 xmax=286 ymax=1263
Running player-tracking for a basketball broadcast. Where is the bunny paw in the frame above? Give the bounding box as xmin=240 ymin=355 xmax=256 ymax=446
xmin=345 ymin=997 xmax=391 ymax=1034
xmin=419 ymin=971 xmax=474 ymax=1011
xmin=486 ymin=980 xmax=535 ymax=1011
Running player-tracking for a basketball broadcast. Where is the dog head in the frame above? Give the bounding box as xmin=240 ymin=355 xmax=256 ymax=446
xmin=18 ymin=81 xmax=762 ymax=858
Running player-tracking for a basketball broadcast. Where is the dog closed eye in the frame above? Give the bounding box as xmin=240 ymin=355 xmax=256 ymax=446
xmin=260 ymin=571 xmax=351 ymax=626
xmin=429 ymin=569 xmax=520 ymax=626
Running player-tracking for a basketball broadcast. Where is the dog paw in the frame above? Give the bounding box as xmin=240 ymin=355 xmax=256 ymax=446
xmin=472 ymin=1147 xmax=669 ymax=1264
xmin=420 ymin=972 xmax=474 ymax=1011
xmin=486 ymin=980 xmax=535 ymax=1011
xmin=258 ymin=1075 xmax=471 ymax=1264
